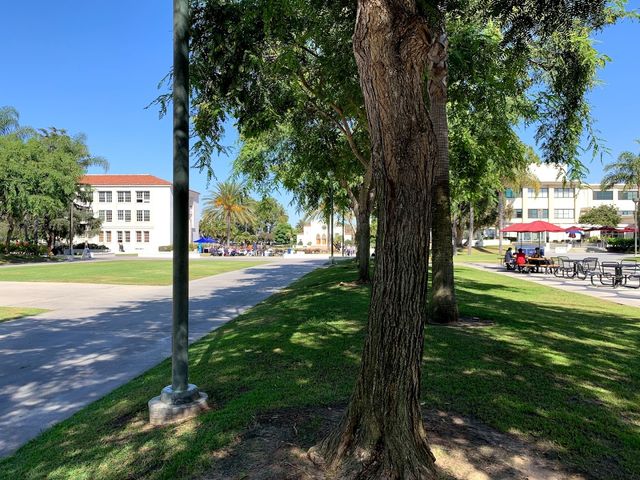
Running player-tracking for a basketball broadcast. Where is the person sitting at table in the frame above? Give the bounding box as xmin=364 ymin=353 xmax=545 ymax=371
xmin=515 ymin=248 xmax=528 ymax=272
xmin=504 ymin=247 xmax=515 ymax=270
xmin=532 ymin=247 xmax=542 ymax=258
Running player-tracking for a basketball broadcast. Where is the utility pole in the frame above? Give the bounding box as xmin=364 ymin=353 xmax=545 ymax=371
xmin=149 ymin=0 xmax=207 ymax=425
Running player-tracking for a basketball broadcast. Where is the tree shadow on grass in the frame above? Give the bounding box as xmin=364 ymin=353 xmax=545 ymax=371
xmin=0 ymin=263 xmax=638 ymax=479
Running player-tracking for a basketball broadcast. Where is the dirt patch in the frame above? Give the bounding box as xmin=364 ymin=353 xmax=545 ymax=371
xmin=429 ymin=316 xmax=495 ymax=328
xmin=200 ymin=406 xmax=583 ymax=480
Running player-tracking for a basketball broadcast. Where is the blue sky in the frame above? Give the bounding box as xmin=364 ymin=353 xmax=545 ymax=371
xmin=2 ymin=1 xmax=639 ymax=225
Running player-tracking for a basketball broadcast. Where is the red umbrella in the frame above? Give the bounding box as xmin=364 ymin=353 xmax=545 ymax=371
xmin=503 ymin=221 xmax=565 ymax=233
xmin=564 ymin=225 xmax=584 ymax=233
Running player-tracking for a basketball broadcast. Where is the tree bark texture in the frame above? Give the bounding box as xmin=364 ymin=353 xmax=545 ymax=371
xmin=311 ymin=2 xmax=438 ymax=478
xmin=355 ymin=171 xmax=374 ymax=283
xmin=427 ymin=27 xmax=458 ymax=325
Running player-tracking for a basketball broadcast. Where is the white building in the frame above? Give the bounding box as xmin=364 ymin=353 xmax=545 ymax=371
xmin=79 ymin=174 xmax=200 ymax=255
xmin=504 ymin=164 xmax=638 ymax=241
xmin=296 ymin=219 xmax=354 ymax=248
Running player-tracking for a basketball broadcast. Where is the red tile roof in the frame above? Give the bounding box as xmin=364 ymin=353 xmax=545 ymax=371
xmin=80 ymin=174 xmax=172 ymax=186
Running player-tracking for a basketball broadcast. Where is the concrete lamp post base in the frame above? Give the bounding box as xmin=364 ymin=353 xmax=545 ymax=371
xmin=148 ymin=384 xmax=209 ymax=426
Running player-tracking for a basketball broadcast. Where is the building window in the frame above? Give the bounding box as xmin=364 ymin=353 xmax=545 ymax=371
xmin=117 ymin=191 xmax=131 ymax=203
xmin=136 ymin=191 xmax=150 ymax=203
xmin=106 ymin=231 xmax=112 ymax=242
xmin=144 ymin=231 xmax=150 ymax=243
xmin=125 ymin=210 xmax=131 ymax=222
xmin=98 ymin=231 xmax=104 ymax=242
xmin=136 ymin=231 xmax=142 ymax=242
xmin=98 ymin=210 xmax=106 ymax=221
xmin=316 ymin=234 xmax=321 ymax=245
xmin=117 ymin=231 xmax=123 ymax=243
xmin=117 ymin=210 xmax=124 ymax=221
xmin=592 ymin=190 xmax=613 ymax=201
xmin=620 ymin=210 xmax=635 ymax=216
xmin=528 ymin=188 xmax=548 ymax=198
xmin=554 ymin=209 xmax=574 ymax=219
xmin=554 ymin=188 xmax=574 ymax=198
xmin=505 ymin=188 xmax=520 ymax=199
xmin=528 ymin=209 xmax=548 ymax=219
xmin=98 ymin=191 xmax=112 ymax=203
xmin=125 ymin=231 xmax=131 ymax=242
xmin=618 ymin=190 xmax=639 ymax=201
xmin=136 ymin=210 xmax=150 ymax=222
xmin=514 ymin=209 xmax=523 ymax=219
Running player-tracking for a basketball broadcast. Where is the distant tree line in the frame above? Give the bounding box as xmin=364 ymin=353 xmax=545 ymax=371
xmin=0 ymin=106 xmax=107 ymax=255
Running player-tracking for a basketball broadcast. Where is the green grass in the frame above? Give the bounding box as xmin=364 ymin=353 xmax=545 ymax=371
xmin=0 ymin=306 xmax=47 ymax=322
xmin=0 ymin=263 xmax=638 ymax=479
xmin=454 ymin=246 xmax=503 ymax=263
xmin=0 ymin=259 xmax=271 ymax=285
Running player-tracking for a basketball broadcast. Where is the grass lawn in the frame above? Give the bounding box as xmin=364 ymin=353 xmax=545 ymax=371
xmin=0 ymin=263 xmax=638 ymax=479
xmin=0 ymin=306 xmax=47 ymax=322
xmin=454 ymin=246 xmax=503 ymax=263
xmin=0 ymin=259 xmax=271 ymax=285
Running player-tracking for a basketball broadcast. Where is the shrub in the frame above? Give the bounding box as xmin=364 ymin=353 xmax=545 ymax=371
xmin=158 ymin=245 xmax=173 ymax=252
xmin=605 ymin=237 xmax=635 ymax=252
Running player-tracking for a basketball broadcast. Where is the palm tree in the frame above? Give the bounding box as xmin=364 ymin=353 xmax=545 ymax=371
xmin=601 ymin=141 xmax=640 ymax=255
xmin=202 ymin=182 xmax=255 ymax=248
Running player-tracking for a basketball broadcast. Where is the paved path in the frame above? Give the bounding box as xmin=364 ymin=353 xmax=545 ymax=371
xmin=466 ymin=262 xmax=640 ymax=309
xmin=0 ymin=258 xmax=324 ymax=457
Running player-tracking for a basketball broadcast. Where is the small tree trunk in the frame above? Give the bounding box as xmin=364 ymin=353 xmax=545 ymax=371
xmin=225 ymin=213 xmax=231 ymax=249
xmin=498 ymin=190 xmax=505 ymax=255
xmin=467 ymin=203 xmax=474 ymax=255
xmin=428 ymin=27 xmax=458 ymax=324
xmin=354 ymin=180 xmax=373 ymax=283
xmin=5 ymin=220 xmax=13 ymax=250
xmin=311 ymin=2 xmax=437 ymax=478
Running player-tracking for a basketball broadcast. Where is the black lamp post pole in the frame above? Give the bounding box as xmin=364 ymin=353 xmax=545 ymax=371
xmin=172 ymin=0 xmax=190 ymax=394
xmin=148 ymin=0 xmax=207 ymax=425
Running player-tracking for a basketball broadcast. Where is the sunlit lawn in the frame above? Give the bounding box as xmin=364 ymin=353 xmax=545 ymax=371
xmin=0 ymin=263 xmax=638 ymax=479
xmin=454 ymin=246 xmax=503 ymax=263
xmin=0 ymin=259 xmax=271 ymax=285
xmin=0 ymin=306 xmax=47 ymax=323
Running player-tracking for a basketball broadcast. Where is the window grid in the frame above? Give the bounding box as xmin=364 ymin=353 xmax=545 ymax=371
xmin=618 ymin=190 xmax=639 ymax=201
xmin=528 ymin=209 xmax=549 ymax=219
xmin=136 ymin=231 xmax=142 ymax=243
xmin=514 ymin=209 xmax=523 ymax=219
xmin=105 ymin=231 xmax=112 ymax=242
xmin=144 ymin=231 xmax=150 ymax=243
xmin=528 ymin=188 xmax=548 ymax=198
xmin=554 ymin=209 xmax=574 ymax=220
xmin=554 ymin=188 xmax=574 ymax=198
xmin=593 ymin=190 xmax=613 ymax=201
xmin=117 ymin=231 xmax=123 ymax=242
xmin=117 ymin=191 xmax=131 ymax=203
xmin=98 ymin=191 xmax=112 ymax=203
xmin=98 ymin=231 xmax=104 ymax=242
xmin=136 ymin=191 xmax=150 ymax=203
xmin=125 ymin=231 xmax=131 ymax=242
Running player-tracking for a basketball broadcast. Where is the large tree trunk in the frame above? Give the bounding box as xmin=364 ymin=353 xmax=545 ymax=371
xmin=311 ymin=2 xmax=438 ymax=478
xmin=428 ymin=26 xmax=458 ymax=325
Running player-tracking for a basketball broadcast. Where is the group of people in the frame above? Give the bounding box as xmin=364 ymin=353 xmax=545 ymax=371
xmin=504 ymin=247 xmax=550 ymax=273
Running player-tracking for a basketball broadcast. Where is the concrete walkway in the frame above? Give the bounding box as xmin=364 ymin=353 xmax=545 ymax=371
xmin=466 ymin=262 xmax=640 ymax=309
xmin=0 ymin=258 xmax=324 ymax=457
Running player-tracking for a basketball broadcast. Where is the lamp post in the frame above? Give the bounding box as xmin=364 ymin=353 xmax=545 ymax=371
xmin=149 ymin=0 xmax=207 ymax=425
xmin=634 ymin=197 xmax=639 ymax=258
